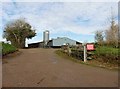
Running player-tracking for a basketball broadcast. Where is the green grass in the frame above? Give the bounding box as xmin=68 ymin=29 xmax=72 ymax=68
xmin=93 ymin=46 xmax=118 ymax=56
xmin=0 ymin=42 xmax=18 ymax=56
xmin=92 ymin=46 xmax=118 ymax=64
xmin=55 ymin=49 xmax=118 ymax=71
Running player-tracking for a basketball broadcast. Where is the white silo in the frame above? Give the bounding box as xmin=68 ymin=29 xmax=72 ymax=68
xmin=43 ymin=30 xmax=49 ymax=46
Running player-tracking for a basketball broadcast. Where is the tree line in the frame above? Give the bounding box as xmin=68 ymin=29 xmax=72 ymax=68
xmin=95 ymin=18 xmax=119 ymax=48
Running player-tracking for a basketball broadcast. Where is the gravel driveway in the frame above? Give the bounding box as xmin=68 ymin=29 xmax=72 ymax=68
xmin=2 ymin=48 xmax=118 ymax=87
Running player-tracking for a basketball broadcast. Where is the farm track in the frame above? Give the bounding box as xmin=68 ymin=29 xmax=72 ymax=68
xmin=2 ymin=48 xmax=118 ymax=87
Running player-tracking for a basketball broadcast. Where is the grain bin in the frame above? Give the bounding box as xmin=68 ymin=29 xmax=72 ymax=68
xmin=43 ymin=30 xmax=49 ymax=46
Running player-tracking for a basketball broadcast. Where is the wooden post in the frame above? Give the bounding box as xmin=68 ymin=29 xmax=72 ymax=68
xmin=83 ymin=43 xmax=87 ymax=62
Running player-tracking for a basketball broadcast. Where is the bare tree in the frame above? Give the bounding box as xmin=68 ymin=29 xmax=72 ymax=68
xmin=104 ymin=7 xmax=119 ymax=47
xmin=105 ymin=18 xmax=118 ymax=47
xmin=95 ymin=30 xmax=104 ymax=45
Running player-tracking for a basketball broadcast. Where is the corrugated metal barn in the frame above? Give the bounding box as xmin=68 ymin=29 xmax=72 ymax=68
xmin=28 ymin=37 xmax=82 ymax=48
xmin=48 ymin=37 xmax=77 ymax=47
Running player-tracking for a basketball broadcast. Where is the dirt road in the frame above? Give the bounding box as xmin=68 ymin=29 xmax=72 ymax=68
xmin=3 ymin=48 xmax=118 ymax=87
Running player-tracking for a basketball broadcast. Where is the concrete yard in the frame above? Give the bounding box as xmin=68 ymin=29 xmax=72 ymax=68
xmin=2 ymin=48 xmax=118 ymax=87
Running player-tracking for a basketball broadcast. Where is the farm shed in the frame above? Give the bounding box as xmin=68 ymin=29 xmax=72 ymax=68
xmin=48 ymin=37 xmax=81 ymax=47
xmin=28 ymin=37 xmax=82 ymax=48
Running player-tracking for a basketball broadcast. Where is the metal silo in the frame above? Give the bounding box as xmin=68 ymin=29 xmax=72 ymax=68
xmin=43 ymin=30 xmax=49 ymax=46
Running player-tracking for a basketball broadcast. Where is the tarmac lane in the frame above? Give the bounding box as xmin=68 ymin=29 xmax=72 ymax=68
xmin=2 ymin=48 xmax=118 ymax=87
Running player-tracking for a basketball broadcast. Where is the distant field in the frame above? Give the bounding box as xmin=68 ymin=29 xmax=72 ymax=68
xmin=0 ymin=42 xmax=17 ymax=56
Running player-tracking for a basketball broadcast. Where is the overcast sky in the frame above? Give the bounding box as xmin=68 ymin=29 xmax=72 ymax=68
xmin=0 ymin=0 xmax=119 ymax=45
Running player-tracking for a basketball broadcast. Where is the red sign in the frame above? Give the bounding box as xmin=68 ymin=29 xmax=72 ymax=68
xmin=86 ymin=44 xmax=94 ymax=50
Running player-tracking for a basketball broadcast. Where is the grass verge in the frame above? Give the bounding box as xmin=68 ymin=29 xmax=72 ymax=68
xmin=92 ymin=46 xmax=118 ymax=66
xmin=0 ymin=42 xmax=18 ymax=56
xmin=55 ymin=50 xmax=118 ymax=71
xmin=1 ymin=42 xmax=21 ymax=64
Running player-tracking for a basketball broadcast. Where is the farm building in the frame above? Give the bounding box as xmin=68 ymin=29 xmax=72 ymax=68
xmin=48 ymin=37 xmax=81 ymax=48
xmin=28 ymin=41 xmax=46 ymax=48
xmin=28 ymin=37 xmax=82 ymax=48
xmin=28 ymin=30 xmax=82 ymax=48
